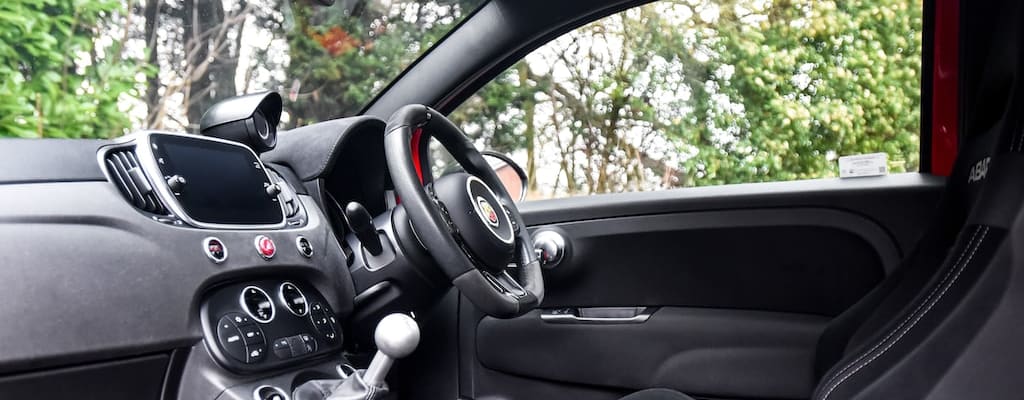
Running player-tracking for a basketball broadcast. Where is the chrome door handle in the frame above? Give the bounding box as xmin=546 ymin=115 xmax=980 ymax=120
xmin=540 ymin=307 xmax=656 ymax=324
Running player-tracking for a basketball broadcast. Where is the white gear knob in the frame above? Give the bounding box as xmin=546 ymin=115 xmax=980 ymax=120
xmin=362 ymin=313 xmax=420 ymax=388
xmin=374 ymin=313 xmax=420 ymax=359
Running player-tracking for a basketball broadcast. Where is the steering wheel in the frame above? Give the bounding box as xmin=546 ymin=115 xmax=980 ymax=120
xmin=384 ymin=105 xmax=544 ymax=318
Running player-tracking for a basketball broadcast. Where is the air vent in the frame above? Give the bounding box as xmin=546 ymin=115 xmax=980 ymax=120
xmin=103 ymin=147 xmax=168 ymax=215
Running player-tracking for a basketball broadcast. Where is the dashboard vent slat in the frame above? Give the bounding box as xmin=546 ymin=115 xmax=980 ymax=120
xmin=104 ymin=147 xmax=168 ymax=215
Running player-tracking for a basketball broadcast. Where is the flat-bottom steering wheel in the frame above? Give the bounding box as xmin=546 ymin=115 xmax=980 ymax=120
xmin=384 ymin=105 xmax=543 ymax=318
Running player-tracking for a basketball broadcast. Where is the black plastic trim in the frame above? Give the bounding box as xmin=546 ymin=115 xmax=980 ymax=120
xmin=0 ymin=139 xmax=109 ymax=184
xmin=0 ymin=354 xmax=169 ymax=399
xmin=520 ymin=173 xmax=945 ymax=255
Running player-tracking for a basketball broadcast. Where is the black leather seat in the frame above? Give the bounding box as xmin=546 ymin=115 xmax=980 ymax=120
xmin=620 ymin=388 xmax=695 ymax=400
xmin=622 ymin=13 xmax=1024 ymax=400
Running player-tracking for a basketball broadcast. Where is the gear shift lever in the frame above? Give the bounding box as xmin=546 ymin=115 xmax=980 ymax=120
xmin=318 ymin=313 xmax=419 ymax=400
xmin=362 ymin=313 xmax=420 ymax=387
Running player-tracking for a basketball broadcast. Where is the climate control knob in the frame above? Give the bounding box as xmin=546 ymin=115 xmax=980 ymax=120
xmin=240 ymin=286 xmax=275 ymax=323
xmin=278 ymin=282 xmax=309 ymax=316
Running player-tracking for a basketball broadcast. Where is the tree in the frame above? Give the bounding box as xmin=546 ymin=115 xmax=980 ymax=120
xmin=678 ymin=0 xmax=922 ymax=186
xmin=1 ymin=0 xmax=922 ymax=197
xmin=0 ymin=0 xmax=486 ymax=137
xmin=451 ymin=0 xmax=923 ymax=198
xmin=0 ymin=0 xmax=143 ymax=138
xmin=140 ymin=0 xmax=252 ymax=131
xmin=281 ymin=1 xmax=479 ymax=128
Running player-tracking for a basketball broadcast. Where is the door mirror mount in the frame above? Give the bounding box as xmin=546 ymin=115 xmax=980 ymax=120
xmin=481 ymin=151 xmax=528 ymax=202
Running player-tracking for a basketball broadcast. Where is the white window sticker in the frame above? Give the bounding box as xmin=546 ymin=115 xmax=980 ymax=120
xmin=839 ymin=153 xmax=888 ymax=178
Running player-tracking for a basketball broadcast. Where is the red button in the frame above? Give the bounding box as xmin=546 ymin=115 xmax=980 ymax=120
xmin=255 ymin=235 xmax=276 ymax=259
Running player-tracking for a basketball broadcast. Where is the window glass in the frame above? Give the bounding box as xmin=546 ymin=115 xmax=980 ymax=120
xmin=450 ymin=0 xmax=923 ymax=200
xmin=0 ymin=0 xmax=485 ymax=138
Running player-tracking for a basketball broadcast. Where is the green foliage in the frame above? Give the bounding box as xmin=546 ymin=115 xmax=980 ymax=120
xmin=679 ymin=0 xmax=922 ymax=186
xmin=451 ymin=0 xmax=924 ymax=197
xmin=1 ymin=0 xmax=923 ymax=198
xmin=0 ymin=0 xmax=144 ymax=138
xmin=449 ymin=68 xmax=532 ymax=154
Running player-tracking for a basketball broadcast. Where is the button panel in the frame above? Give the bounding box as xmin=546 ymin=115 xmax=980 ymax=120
xmin=203 ymin=280 xmax=344 ymax=373
xmin=309 ymin=302 xmax=340 ymax=343
xmin=270 ymin=333 xmax=318 ymax=360
xmin=216 ymin=316 xmax=247 ymax=363
xmin=215 ymin=313 xmax=267 ymax=364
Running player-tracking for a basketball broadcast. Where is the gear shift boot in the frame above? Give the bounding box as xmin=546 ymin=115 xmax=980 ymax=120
xmin=327 ymin=370 xmax=387 ymax=400
xmin=293 ymin=369 xmax=389 ymax=400
xmin=293 ymin=379 xmax=344 ymax=400
xmin=293 ymin=314 xmax=419 ymax=400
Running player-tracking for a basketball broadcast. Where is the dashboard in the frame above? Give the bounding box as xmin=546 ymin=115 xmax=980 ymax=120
xmin=0 ymin=116 xmax=395 ymax=399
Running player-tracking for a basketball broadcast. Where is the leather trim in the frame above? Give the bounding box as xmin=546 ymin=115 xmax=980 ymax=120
xmin=816 ymin=225 xmax=991 ymax=400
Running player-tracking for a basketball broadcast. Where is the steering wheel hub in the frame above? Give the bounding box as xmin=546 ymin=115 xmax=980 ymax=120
xmin=433 ymin=173 xmax=515 ymax=273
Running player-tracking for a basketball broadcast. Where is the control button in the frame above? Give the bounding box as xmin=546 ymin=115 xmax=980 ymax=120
xmin=216 ymin=316 xmax=246 ymax=363
xmin=300 ymin=333 xmax=318 ymax=353
xmin=287 ymin=335 xmax=308 ymax=357
xmin=312 ymin=311 xmax=329 ymax=326
xmin=255 ymin=235 xmax=276 ymax=259
xmin=503 ymin=205 xmax=519 ymax=233
xmin=265 ymin=183 xmax=282 ymax=197
xmin=310 ymin=304 xmax=327 ymax=326
xmin=296 ymin=236 xmax=313 ymax=258
xmin=309 ymin=302 xmax=340 ymax=343
xmin=238 ymin=324 xmax=265 ymax=345
xmin=166 ymin=175 xmax=186 ymax=192
xmin=272 ymin=338 xmax=291 ymax=359
xmin=202 ymin=237 xmax=227 ymax=264
xmin=254 ymin=385 xmax=288 ymax=400
xmin=246 ymin=345 xmax=266 ymax=364
xmin=228 ymin=312 xmax=253 ymax=325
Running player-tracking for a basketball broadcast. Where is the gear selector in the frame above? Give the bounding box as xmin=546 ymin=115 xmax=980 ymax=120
xmin=293 ymin=313 xmax=420 ymax=400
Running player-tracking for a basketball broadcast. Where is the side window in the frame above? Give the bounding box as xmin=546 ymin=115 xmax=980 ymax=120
xmin=449 ymin=0 xmax=923 ymax=200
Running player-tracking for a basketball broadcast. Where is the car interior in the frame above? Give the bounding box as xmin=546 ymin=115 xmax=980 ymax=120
xmin=2 ymin=0 xmax=1024 ymax=400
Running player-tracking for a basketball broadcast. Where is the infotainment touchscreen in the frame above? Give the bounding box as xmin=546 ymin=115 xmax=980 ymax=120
xmin=149 ymin=133 xmax=284 ymax=226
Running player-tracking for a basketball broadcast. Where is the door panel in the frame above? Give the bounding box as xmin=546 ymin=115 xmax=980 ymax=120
xmin=535 ymin=208 xmax=898 ymax=316
xmin=478 ymin=308 xmax=827 ymax=399
xmin=457 ymin=175 xmax=945 ymax=400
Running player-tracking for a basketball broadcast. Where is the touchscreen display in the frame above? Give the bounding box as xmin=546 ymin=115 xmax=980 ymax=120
xmin=151 ymin=134 xmax=283 ymax=225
